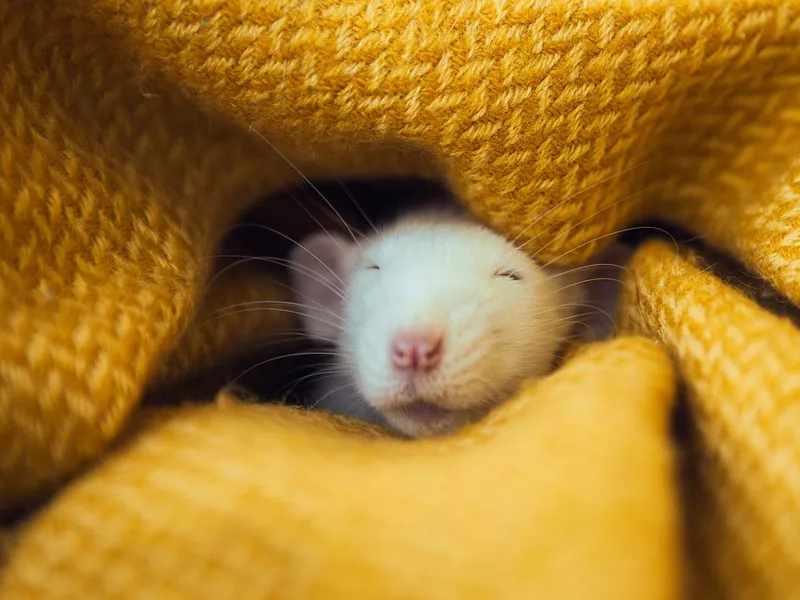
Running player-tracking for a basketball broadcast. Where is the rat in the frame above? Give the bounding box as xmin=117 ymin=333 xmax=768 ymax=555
xmin=288 ymin=200 xmax=630 ymax=438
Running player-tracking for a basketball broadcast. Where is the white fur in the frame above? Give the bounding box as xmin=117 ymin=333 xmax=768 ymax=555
xmin=289 ymin=207 xmax=622 ymax=438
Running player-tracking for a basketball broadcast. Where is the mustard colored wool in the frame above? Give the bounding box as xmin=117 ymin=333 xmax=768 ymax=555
xmin=621 ymin=240 xmax=800 ymax=599
xmin=1 ymin=340 xmax=681 ymax=600
xmin=0 ymin=0 xmax=799 ymax=598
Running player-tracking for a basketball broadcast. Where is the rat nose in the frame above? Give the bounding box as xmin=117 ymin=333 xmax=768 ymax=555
xmin=391 ymin=328 xmax=444 ymax=372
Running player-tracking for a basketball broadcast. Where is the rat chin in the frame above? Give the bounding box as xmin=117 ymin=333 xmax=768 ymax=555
xmin=380 ymin=401 xmax=488 ymax=438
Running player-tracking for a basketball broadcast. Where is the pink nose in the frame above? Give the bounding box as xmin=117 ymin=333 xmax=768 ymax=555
xmin=391 ymin=328 xmax=444 ymax=372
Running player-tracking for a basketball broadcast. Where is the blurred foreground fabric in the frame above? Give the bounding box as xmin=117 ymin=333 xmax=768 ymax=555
xmin=1 ymin=0 xmax=799 ymax=598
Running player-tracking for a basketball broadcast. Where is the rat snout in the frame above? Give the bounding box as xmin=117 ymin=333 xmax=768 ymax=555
xmin=390 ymin=327 xmax=444 ymax=373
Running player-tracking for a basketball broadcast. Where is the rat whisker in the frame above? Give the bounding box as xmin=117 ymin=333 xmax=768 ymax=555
xmin=342 ymin=396 xmax=372 ymax=419
xmin=538 ymin=310 xmax=608 ymax=327
xmin=280 ymin=368 xmax=347 ymax=399
xmin=443 ymin=4 xmax=464 ymax=43
xmin=203 ymin=254 xmax=346 ymax=301
xmin=539 ymin=225 xmax=680 ymax=270
xmin=271 ymin=358 xmax=332 ymax=391
xmin=233 ymin=350 xmax=345 ymax=387
xmin=700 ymin=260 xmax=723 ymax=274
xmin=213 ymin=328 xmax=320 ymax=343
xmin=541 ymin=276 xmax=626 ymax=299
xmin=545 ymin=316 xmax=600 ymax=339
xmin=215 ymin=224 xmax=349 ymax=291
xmin=202 ymin=306 xmax=347 ymax=333
xmin=510 ymin=156 xmax=662 ymax=247
xmin=202 ymin=256 xmax=261 ymax=297
xmin=210 ymin=329 xmax=341 ymax=351
xmin=530 ymin=301 xmax=613 ymax=314
xmin=306 ymin=192 xmax=369 ymax=241
xmin=544 ymin=261 xmax=633 ymax=281
xmin=558 ymin=331 xmax=600 ymax=344
xmin=337 ymin=178 xmax=381 ymax=237
xmin=200 ymin=222 xmax=260 ymax=264
xmin=289 ymin=190 xmax=367 ymax=252
xmin=236 ymin=263 xmax=349 ymax=317
xmin=519 ymin=308 xmax=615 ymax=342
xmin=310 ymin=381 xmax=359 ymax=411
xmin=523 ymin=182 xmax=665 ymax=256
xmin=530 ymin=302 xmax=618 ymax=335
xmin=251 ymin=334 xmax=341 ymax=349
xmin=248 ymin=125 xmax=363 ymax=247
xmin=208 ymin=299 xmax=346 ymax=324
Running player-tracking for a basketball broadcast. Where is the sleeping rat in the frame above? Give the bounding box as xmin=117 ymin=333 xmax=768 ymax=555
xmin=288 ymin=201 xmax=629 ymax=438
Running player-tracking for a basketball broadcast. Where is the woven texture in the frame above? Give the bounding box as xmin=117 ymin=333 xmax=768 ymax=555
xmin=1 ymin=0 xmax=799 ymax=597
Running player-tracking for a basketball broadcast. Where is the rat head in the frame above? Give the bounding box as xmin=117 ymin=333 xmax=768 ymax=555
xmin=289 ymin=212 xmax=590 ymax=437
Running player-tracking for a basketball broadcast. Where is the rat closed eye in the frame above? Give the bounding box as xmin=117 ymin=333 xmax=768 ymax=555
xmin=494 ymin=269 xmax=523 ymax=281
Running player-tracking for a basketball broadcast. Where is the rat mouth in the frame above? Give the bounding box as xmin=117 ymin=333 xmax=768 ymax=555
xmin=398 ymin=401 xmax=454 ymax=423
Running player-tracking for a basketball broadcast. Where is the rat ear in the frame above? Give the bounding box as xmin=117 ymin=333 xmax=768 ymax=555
xmin=573 ymin=242 xmax=635 ymax=342
xmin=288 ymin=232 xmax=359 ymax=343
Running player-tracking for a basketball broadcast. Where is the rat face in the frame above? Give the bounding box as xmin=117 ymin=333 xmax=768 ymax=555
xmin=290 ymin=214 xmax=586 ymax=438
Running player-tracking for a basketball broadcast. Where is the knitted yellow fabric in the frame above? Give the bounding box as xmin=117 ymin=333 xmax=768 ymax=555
xmin=1 ymin=0 xmax=799 ymax=598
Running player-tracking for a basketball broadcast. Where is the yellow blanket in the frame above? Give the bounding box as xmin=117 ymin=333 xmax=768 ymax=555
xmin=2 ymin=0 xmax=799 ymax=597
